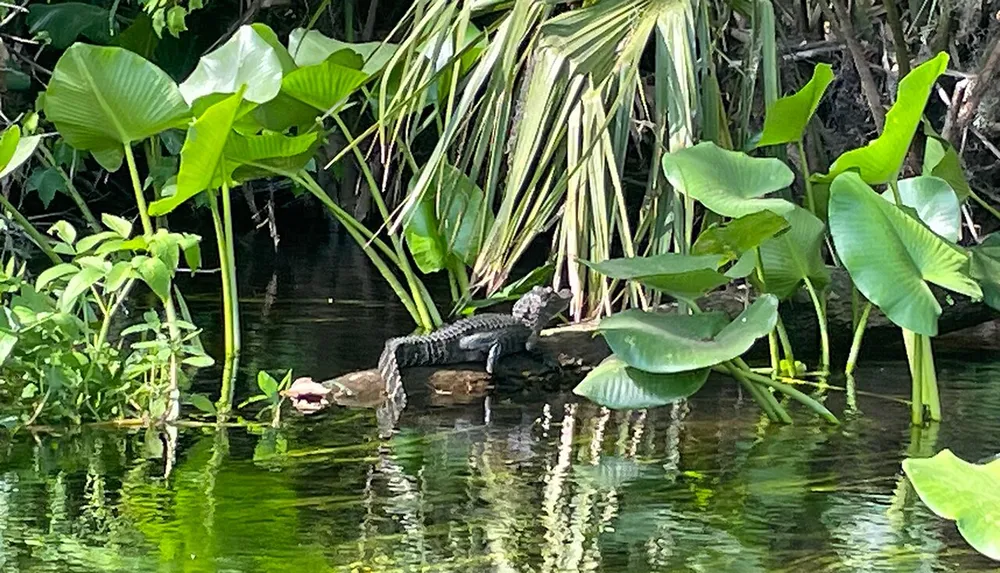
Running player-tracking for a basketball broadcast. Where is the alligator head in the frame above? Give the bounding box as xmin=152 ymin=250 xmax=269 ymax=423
xmin=512 ymin=286 xmax=572 ymax=330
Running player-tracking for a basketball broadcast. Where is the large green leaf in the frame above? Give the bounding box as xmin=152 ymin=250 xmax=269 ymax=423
xmin=147 ymin=92 xmax=243 ymax=216
xmin=27 ymin=3 xmax=114 ymax=49
xmin=756 ymin=63 xmax=834 ymax=147
xmin=0 ymin=126 xmax=42 ymax=179
xmin=43 ymin=43 xmax=191 ymax=168
xmin=179 ymin=25 xmax=283 ymax=106
xmin=661 ymin=142 xmax=795 ymax=218
xmin=598 ymin=295 xmax=779 ymax=373
xmin=880 ymin=176 xmax=960 ymax=242
xmin=969 ymin=233 xmax=1000 ymax=311
xmin=404 ymin=198 xmax=447 ymax=274
xmin=226 ymin=132 xmax=321 ymax=181
xmin=903 ymin=449 xmax=1000 ymax=561
xmin=922 ymin=124 xmax=972 ymax=201
xmin=580 ymin=253 xmax=730 ymax=299
xmin=250 ymin=23 xmax=297 ymax=73
xmin=288 ymin=28 xmax=397 ymax=74
xmin=829 ymin=172 xmax=981 ymax=335
xmin=574 ymin=355 xmax=709 ymax=410
xmin=814 ymin=53 xmax=949 ymax=184
xmin=282 ymin=54 xmax=370 ymax=113
xmin=755 ymin=206 xmax=830 ymax=298
xmin=692 ymin=210 xmax=790 ymax=262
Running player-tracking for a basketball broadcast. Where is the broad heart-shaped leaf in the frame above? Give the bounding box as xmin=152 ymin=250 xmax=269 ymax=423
xmin=662 ymin=142 xmax=795 ymax=218
xmin=814 ymin=53 xmax=949 ymax=184
xmin=148 ymin=91 xmax=242 ymax=216
xmin=250 ymin=23 xmax=296 ymax=73
xmin=903 ymin=449 xmax=1000 ymax=561
xmin=756 ymin=63 xmax=834 ymax=147
xmin=404 ymin=163 xmax=489 ymax=273
xmin=179 ymin=25 xmax=283 ymax=105
xmin=404 ymin=197 xmax=446 ymax=273
xmin=880 ymin=176 xmax=960 ymax=242
xmin=829 ymin=172 xmax=981 ymax=336
xmin=44 ymin=44 xmax=191 ymax=166
xmin=580 ymin=253 xmax=730 ymax=300
xmin=281 ymin=54 xmax=370 ymax=113
xmin=573 ymin=355 xmax=709 ymax=410
xmin=27 ymin=3 xmax=114 ymax=50
xmin=754 ymin=206 xmax=830 ymax=299
xmin=923 ymin=124 xmax=972 ymax=201
xmin=969 ymin=232 xmax=1000 ymax=311
xmin=226 ymin=131 xmax=321 ymax=182
xmin=288 ymin=28 xmax=397 ymax=74
xmin=598 ymin=295 xmax=779 ymax=373
xmin=692 ymin=210 xmax=790 ymax=262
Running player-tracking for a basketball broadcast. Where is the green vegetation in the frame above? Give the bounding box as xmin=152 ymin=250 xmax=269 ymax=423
xmin=1 ymin=0 xmax=1000 ymax=559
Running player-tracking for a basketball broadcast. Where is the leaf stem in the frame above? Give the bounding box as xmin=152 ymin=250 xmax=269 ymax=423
xmin=123 ymin=144 xmax=154 ymax=237
xmin=796 ymin=139 xmax=816 ymax=214
xmin=803 ymin=276 xmax=829 ymax=375
xmin=37 ymin=146 xmax=101 ymax=232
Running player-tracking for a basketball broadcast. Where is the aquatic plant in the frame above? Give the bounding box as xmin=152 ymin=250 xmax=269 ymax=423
xmin=903 ymin=449 xmax=1000 ymax=561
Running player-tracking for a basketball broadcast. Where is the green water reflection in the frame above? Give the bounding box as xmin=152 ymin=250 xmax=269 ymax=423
xmin=2 ymin=360 xmax=1000 ymax=572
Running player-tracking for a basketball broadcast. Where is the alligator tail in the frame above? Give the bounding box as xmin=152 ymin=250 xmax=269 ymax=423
xmin=379 ymin=339 xmax=405 ymax=405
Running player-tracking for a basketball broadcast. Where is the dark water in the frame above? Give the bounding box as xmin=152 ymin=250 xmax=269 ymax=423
xmin=3 ymin=233 xmax=1000 ymax=572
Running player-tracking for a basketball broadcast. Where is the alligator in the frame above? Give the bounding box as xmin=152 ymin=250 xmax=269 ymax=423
xmin=376 ymin=286 xmax=571 ymax=433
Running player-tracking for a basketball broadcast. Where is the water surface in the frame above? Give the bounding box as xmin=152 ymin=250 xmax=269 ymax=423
xmin=2 ymin=234 xmax=999 ymax=572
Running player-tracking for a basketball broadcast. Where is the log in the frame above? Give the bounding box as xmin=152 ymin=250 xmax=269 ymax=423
xmin=290 ymin=266 xmax=997 ymax=412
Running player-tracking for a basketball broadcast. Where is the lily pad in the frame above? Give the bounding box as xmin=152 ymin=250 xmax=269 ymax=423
xmin=598 ymin=295 xmax=779 ymax=373
xmin=662 ymin=142 xmax=795 ymax=218
xmin=574 ymin=355 xmax=709 ymax=410
xmin=903 ymin=449 xmax=1000 ymax=561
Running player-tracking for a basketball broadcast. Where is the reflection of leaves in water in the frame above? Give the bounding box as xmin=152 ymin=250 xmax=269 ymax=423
xmin=572 ymin=457 xmax=645 ymax=490
xmin=119 ymin=432 xmax=331 ymax=572
xmin=607 ymin=506 xmax=767 ymax=572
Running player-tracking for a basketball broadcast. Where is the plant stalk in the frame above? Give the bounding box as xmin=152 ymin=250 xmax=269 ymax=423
xmin=803 ymin=276 xmax=830 ymax=374
xmin=0 ymin=193 xmax=60 ymax=263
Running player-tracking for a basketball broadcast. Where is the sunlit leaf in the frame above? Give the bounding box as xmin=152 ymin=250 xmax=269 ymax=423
xmin=814 ymin=53 xmax=949 ymax=184
xmin=187 ymin=393 xmax=216 ymax=415
xmin=829 ymin=172 xmax=981 ymax=335
xmin=147 ymin=91 xmax=243 ymax=216
xmin=179 ymin=25 xmax=283 ymax=105
xmin=757 ymin=63 xmax=834 ymax=147
xmin=574 ymin=355 xmax=709 ymax=409
xmin=0 ymin=131 xmax=42 ymax=179
xmin=0 ymin=332 xmax=17 ymax=366
xmin=48 ymin=220 xmax=77 ymax=245
xmin=135 ymin=256 xmax=171 ymax=302
xmin=580 ymin=253 xmax=729 ymax=299
xmin=598 ymin=295 xmax=779 ymax=373
xmin=257 ymin=371 xmax=279 ymax=399
xmin=903 ymin=449 xmax=1000 ymax=561
xmin=692 ymin=210 xmax=790 ymax=262
xmin=881 ymin=176 xmax=960 ymax=242
xmin=282 ymin=54 xmax=370 ymax=113
xmin=36 ymin=263 xmax=79 ymax=291
xmin=44 ymin=44 xmax=191 ymax=167
xmin=922 ymin=124 xmax=972 ymax=201
xmin=662 ymin=142 xmax=795 ymax=218
xmin=754 ymin=206 xmax=830 ymax=298
xmin=58 ymin=266 xmax=104 ymax=312
xmin=288 ymin=28 xmax=397 ymax=74
xmin=102 ymin=213 xmax=133 ymax=238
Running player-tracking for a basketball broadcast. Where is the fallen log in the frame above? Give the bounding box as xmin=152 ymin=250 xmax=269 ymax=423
xmin=285 ymin=267 xmax=997 ymax=413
